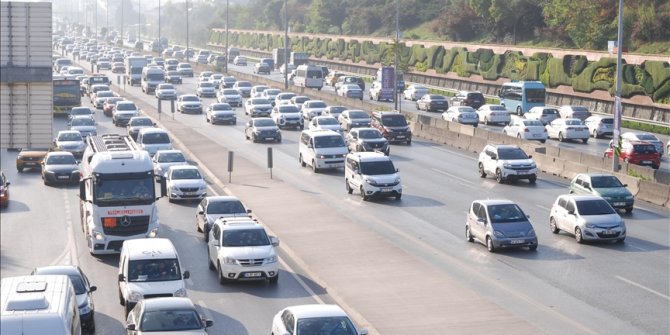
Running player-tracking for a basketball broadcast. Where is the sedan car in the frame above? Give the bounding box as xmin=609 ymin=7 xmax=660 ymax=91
xmin=16 ymin=147 xmax=49 ymax=172
xmin=112 ymin=101 xmax=140 ymax=126
xmin=177 ymin=94 xmax=203 ymax=114
xmin=155 ymin=83 xmax=177 ymax=100
xmin=111 ymin=62 xmax=125 ymax=73
xmin=275 ymin=92 xmax=296 ymax=106
xmin=271 ymin=305 xmax=368 ymax=335
xmin=546 ymin=118 xmax=590 ymax=143
xmin=309 ymin=116 xmax=343 ymax=134
xmin=127 ymin=116 xmax=156 ymax=141
xmin=206 ymin=103 xmax=236 ymax=125
xmin=244 ymin=98 xmax=273 ymax=117
xmin=416 ymin=94 xmax=449 ymax=112
xmin=68 ymin=106 xmax=95 ymax=122
xmin=253 ymin=62 xmax=271 ymax=74
xmin=153 ymin=150 xmax=188 ymax=180
xmin=524 ymin=106 xmax=560 ymax=125
xmin=466 ymin=199 xmax=538 ymax=252
xmin=41 ymin=151 xmax=80 ymax=185
xmin=339 ymin=110 xmax=372 ymax=131
xmin=196 ymin=81 xmax=217 ymax=98
xmin=261 ymin=88 xmax=281 ymax=104
xmin=570 ymin=173 xmax=634 ymax=213
xmin=53 ymin=130 xmax=86 ymax=158
xmin=216 ymin=88 xmax=243 ymax=107
xmin=233 ymin=80 xmax=253 ymax=98
xmin=195 ymin=196 xmax=251 ymax=240
xmin=176 ymin=62 xmax=193 ymax=77
xmin=346 ymin=127 xmax=390 ymax=155
xmin=92 ymin=90 xmax=116 ymax=109
xmin=126 ymin=297 xmax=213 ymax=334
xmin=621 ymin=132 xmax=664 ymax=156
xmin=103 ymin=97 xmax=125 ymax=117
xmin=68 ymin=116 xmax=97 ymax=137
xmin=245 ymin=118 xmax=281 ymax=143
xmin=31 ymin=265 xmax=97 ymax=332
xmin=166 ymin=165 xmax=207 ymax=202
xmin=219 ymin=76 xmax=236 ymax=89
xmin=476 ymin=104 xmax=510 ymax=125
xmin=323 ymin=106 xmax=347 ymax=120
xmin=584 ymin=115 xmax=614 ymax=138
xmin=451 ymin=91 xmax=486 ymax=109
xmin=549 ymin=194 xmax=626 ymax=243
xmin=559 ymin=105 xmax=591 ymax=120
xmin=403 ymin=84 xmax=429 ymax=101
xmin=271 ymin=104 xmax=304 ymax=129
xmin=165 ymin=70 xmax=183 ymax=84
xmin=502 ymin=118 xmax=547 ymax=143
xmin=338 ymin=84 xmax=364 ymax=100
xmin=442 ymin=106 xmax=479 ymax=127
xmin=301 ymin=100 xmax=328 ymax=121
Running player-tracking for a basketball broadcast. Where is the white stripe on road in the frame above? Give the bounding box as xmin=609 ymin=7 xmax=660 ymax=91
xmin=615 ymin=275 xmax=670 ymax=300
xmin=431 ymin=168 xmax=475 ymax=186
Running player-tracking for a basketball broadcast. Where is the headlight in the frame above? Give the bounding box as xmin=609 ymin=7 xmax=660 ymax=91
xmin=530 ymin=163 xmax=537 ymax=169
xmin=585 ymin=223 xmax=596 ymax=228
xmin=264 ymin=256 xmax=277 ymax=264
xmin=92 ymin=230 xmax=105 ymax=241
xmin=79 ymin=301 xmax=92 ymax=315
xmin=147 ymin=228 xmax=158 ymax=238
xmin=129 ymin=291 xmax=142 ymax=302
xmin=625 ymin=195 xmax=634 ymax=200
xmin=394 ymin=177 xmax=401 ymax=184
xmin=223 ymin=257 xmax=237 ymax=265
xmin=493 ymin=230 xmax=505 ymax=237
xmin=528 ymin=229 xmax=536 ymax=237
xmin=503 ymin=163 xmax=512 ymax=169
xmin=174 ymin=288 xmax=187 ymax=297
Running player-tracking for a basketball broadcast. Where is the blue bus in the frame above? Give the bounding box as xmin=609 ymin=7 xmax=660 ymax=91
xmin=498 ymin=81 xmax=546 ymax=115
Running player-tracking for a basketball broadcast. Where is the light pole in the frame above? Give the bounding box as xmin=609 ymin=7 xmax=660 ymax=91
xmin=394 ymin=0 xmax=399 ymax=111
xmin=106 ymin=0 xmax=109 ymax=38
xmin=121 ymin=0 xmax=124 ymax=43
xmin=283 ymin=0 xmax=288 ymax=89
xmin=158 ymin=0 xmax=161 ymax=54
xmin=186 ymin=0 xmax=190 ymax=63
xmin=225 ymin=0 xmax=229 ymax=74
xmin=94 ymin=0 xmax=98 ymax=38
xmin=138 ymin=0 xmax=141 ymax=42
xmin=612 ymin=0 xmax=624 ymax=172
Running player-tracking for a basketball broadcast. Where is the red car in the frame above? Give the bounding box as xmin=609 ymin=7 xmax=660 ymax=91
xmin=0 ymin=171 xmax=9 ymax=209
xmin=605 ymin=140 xmax=661 ymax=169
xmin=103 ymin=97 xmax=125 ymax=117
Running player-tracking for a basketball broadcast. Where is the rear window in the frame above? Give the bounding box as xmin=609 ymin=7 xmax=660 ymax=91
xmin=381 ymin=115 xmax=407 ymax=127
xmin=600 ymin=118 xmax=614 ymax=124
xmin=576 ymin=199 xmax=615 ymax=215
xmin=542 ymin=109 xmax=559 ymax=115
xmin=467 ymin=93 xmax=484 ymax=100
xmin=632 ymin=144 xmax=657 ymax=154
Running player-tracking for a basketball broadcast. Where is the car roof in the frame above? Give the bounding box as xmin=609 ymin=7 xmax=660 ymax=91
xmin=168 ymin=164 xmax=198 ymax=171
xmin=560 ymin=194 xmax=605 ymax=201
xmin=475 ymin=199 xmax=516 ymax=206
xmin=58 ymin=130 xmax=81 ymax=135
xmin=122 ymin=238 xmax=177 ymax=258
xmin=206 ymin=195 xmax=241 ymax=202
xmin=349 ymin=152 xmax=390 ymax=162
xmin=139 ymin=128 xmax=167 ymax=134
xmin=286 ymin=304 xmax=348 ymax=318
xmin=32 ymin=265 xmax=80 ymax=276
xmin=143 ymin=297 xmax=195 ymax=311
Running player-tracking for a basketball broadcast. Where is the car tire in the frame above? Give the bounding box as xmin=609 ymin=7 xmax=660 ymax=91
xmin=575 ymin=227 xmax=584 ymax=243
xmin=486 ymin=236 xmax=496 ymax=252
xmin=466 ymin=226 xmax=473 ymax=242
xmin=360 ymin=187 xmax=368 ymax=201
xmin=558 ymin=132 xmax=565 ymax=142
xmin=299 ymin=154 xmax=306 ymax=167
xmin=118 ymin=287 xmax=125 ymax=306
xmin=593 ymin=130 xmax=599 ymax=138
xmin=528 ymin=175 xmax=537 ymax=184
xmin=478 ymin=163 xmax=487 ymax=178
xmin=540 ymin=139 xmax=546 ymax=143
xmin=528 ymin=244 xmax=538 ymax=251
xmin=395 ymin=193 xmax=402 ymax=200
xmin=495 ymin=169 xmax=504 ymax=183
xmin=218 ymin=262 xmax=230 ymax=285
xmin=312 ymin=160 xmax=319 ymax=173
xmin=17 ymin=166 xmax=23 ymax=172
xmin=582 ymin=138 xmax=588 ymax=144
xmin=268 ymin=273 xmax=279 ymax=285
xmin=517 ymin=134 xmax=522 ymax=140
xmin=625 ymin=207 xmax=633 ymax=214
xmin=208 ymin=250 xmax=216 ymax=270
xmin=345 ymin=179 xmax=353 ymax=194
xmin=616 ymin=237 xmax=625 ymax=243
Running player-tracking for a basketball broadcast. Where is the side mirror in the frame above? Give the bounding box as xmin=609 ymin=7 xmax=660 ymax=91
xmin=359 ymin=329 xmax=369 ymax=335
xmin=79 ymin=179 xmax=88 ymax=202
xmin=126 ymin=324 xmax=136 ymax=331
xmin=247 ymin=209 xmax=252 ymax=214
xmin=568 ymin=209 xmax=575 ymax=215
xmin=528 ymin=155 xmax=532 ymax=159
xmin=182 ymin=271 xmax=190 ymax=279
xmin=118 ymin=273 xmax=125 ymax=282
xmin=198 ymin=210 xmax=204 ymax=215
xmin=89 ymin=286 xmax=97 ymax=293
xmin=204 ymin=320 xmax=214 ymax=328
xmin=623 ymin=184 xmax=628 ymax=187
xmin=270 ymin=236 xmax=280 ymax=247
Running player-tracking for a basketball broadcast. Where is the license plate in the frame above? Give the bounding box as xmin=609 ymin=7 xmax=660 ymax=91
xmin=605 ymin=230 xmax=614 ymax=235
xmin=642 ymin=160 xmax=651 ymax=164
xmin=396 ymin=135 xmax=405 ymax=139
xmin=25 ymin=162 xmax=36 ymax=166
xmin=532 ymin=134 xmax=540 ymax=138
xmin=185 ymin=192 xmax=196 ymax=195
xmin=511 ymin=239 xmax=525 ymax=244
xmin=265 ymin=137 xmax=274 ymax=141
xmin=381 ymin=187 xmax=393 ymax=192
xmin=613 ymin=202 xmax=626 ymax=206
xmin=57 ymin=175 xmax=69 ymax=180
xmin=517 ymin=170 xmax=528 ymax=174
xmin=244 ymin=272 xmax=262 ymax=278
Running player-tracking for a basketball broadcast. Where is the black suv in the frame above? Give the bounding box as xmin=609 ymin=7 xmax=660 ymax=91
xmin=370 ymin=112 xmax=412 ymax=144
xmin=451 ymin=91 xmax=485 ymax=109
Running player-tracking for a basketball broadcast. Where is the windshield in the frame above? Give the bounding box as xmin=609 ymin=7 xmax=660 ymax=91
xmin=296 ymin=317 xmax=357 ymax=335
xmin=381 ymin=115 xmax=407 ymax=127
xmin=637 ymin=134 xmax=659 ymax=141
xmin=254 ymin=119 xmax=276 ymax=127
xmin=237 ymin=81 xmax=252 ymax=88
xmin=140 ymin=309 xmax=201 ymax=332
xmin=93 ymin=175 xmax=155 ymax=205
xmin=456 ymin=107 xmax=476 ymax=113
xmin=171 ymin=168 xmax=202 ymax=180
xmin=265 ymin=89 xmax=281 ymax=96
xmin=179 ymin=64 xmax=192 ymax=69
xmin=590 ymin=176 xmax=624 ymax=188
xmin=344 ymin=84 xmax=360 ymax=90
xmin=182 ymin=96 xmax=199 ymax=102
xmin=564 ymin=119 xmax=582 ymax=126
xmin=525 ymin=88 xmax=545 ymax=103
xmin=428 ymin=95 xmax=445 ymax=100
xmin=497 ymin=148 xmax=529 ymax=160
xmin=222 ymin=89 xmax=239 ymax=95
xmin=116 ymin=103 xmax=137 ymax=111
xmin=358 ymin=129 xmax=382 ymax=139
xmin=207 ymin=200 xmax=246 ymax=214
xmin=167 ymin=71 xmax=179 ymax=76
xmin=212 ymin=104 xmax=232 ymax=111
xmin=158 ymin=152 xmax=186 ymax=163
xmin=308 ymin=101 xmax=327 ymax=108
xmin=251 ymin=98 xmax=271 ymax=105
xmin=278 ymin=106 xmax=299 ymax=114
xmin=571 ymin=106 xmax=589 ymax=112
xmin=58 ymin=133 xmax=83 ymax=142
xmin=71 ymin=108 xmax=92 ymax=115
xmin=278 ymin=93 xmax=295 ymax=100
xmin=199 ymin=82 xmax=214 ymax=88
xmin=71 ymin=118 xmax=95 ymax=126
xmin=314 ymin=135 xmax=345 ymax=148
xmin=522 ymin=120 xmax=543 ymax=127
xmin=158 ymin=84 xmax=174 ymax=90
xmin=131 ymin=67 xmax=142 ymax=74
xmin=253 ymin=86 xmax=268 ymax=92
xmin=97 ymin=91 xmax=114 ymax=98
xmin=131 ymin=118 xmax=153 ymax=126
xmin=223 ymin=77 xmax=236 ymax=83
xmin=360 ymin=160 xmax=396 ymax=175
xmin=142 ymin=132 xmax=170 ymax=144
xmin=328 ymin=107 xmax=346 ymax=114
xmin=147 ymin=73 xmax=164 ymax=81
xmin=294 ymin=97 xmax=309 ymax=104
xmin=487 ymin=204 xmax=527 ymax=223
xmin=542 ymin=109 xmax=559 ymax=115
xmin=318 ymin=118 xmax=339 ymax=125
xmin=576 ymin=199 xmax=616 ymax=215
xmin=348 ymin=111 xmax=369 ymax=119
xmin=46 ymin=155 xmax=77 ymax=165
xmin=488 ymin=105 xmax=506 ymax=111
xmin=128 ymin=258 xmax=182 ymax=282
xmin=222 ymin=228 xmax=270 ymax=247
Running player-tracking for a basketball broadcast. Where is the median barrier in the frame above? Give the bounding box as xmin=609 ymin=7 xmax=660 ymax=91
xmin=544 ymin=145 xmax=560 ymax=157
xmin=459 ymin=125 xmax=476 ymax=137
xmin=563 ymin=160 xmax=589 ymax=179
xmin=580 ymin=154 xmax=609 ymax=170
xmin=535 ymin=154 xmax=565 ymax=176
xmin=473 ymin=127 xmax=490 ymax=140
xmin=467 ymin=136 xmax=487 ymax=153
xmin=558 ymin=148 xmax=583 ymax=165
xmin=626 ymin=164 xmax=656 ymax=182
xmin=654 ymin=170 xmax=670 ymax=185
xmin=487 ymin=131 xmax=506 ymax=145
xmin=636 ymin=180 xmax=670 ymax=206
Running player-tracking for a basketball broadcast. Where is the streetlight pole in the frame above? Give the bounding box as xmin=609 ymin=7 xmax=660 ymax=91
xmin=106 ymin=0 xmax=109 ymax=38
xmin=138 ymin=0 xmax=141 ymax=42
xmin=283 ymin=0 xmax=288 ymax=89
xmin=224 ymin=0 xmax=229 ymax=74
xmin=394 ymin=0 xmax=399 ymax=111
xmin=612 ymin=0 xmax=624 ymax=172
xmin=186 ymin=0 xmax=190 ymax=63
xmin=158 ymin=0 xmax=161 ymax=54
xmin=94 ymin=0 xmax=98 ymax=38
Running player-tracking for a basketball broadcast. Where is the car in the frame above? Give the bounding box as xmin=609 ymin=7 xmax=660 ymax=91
xmin=274 ymin=92 xmax=296 ymax=106
xmin=261 ymin=88 xmax=281 ymax=104
xmin=621 ymin=132 xmax=664 ymax=156
xmin=442 ymin=106 xmax=479 ymax=126
xmin=219 ymin=76 xmax=236 ymax=89
xmin=253 ymin=62 xmax=271 ymax=74
xmin=112 ymin=101 xmax=140 ymax=126
xmin=244 ymin=98 xmax=273 ymax=117
xmin=325 ymin=71 xmax=345 ymax=86
xmin=176 ymin=62 xmax=193 ymax=77
xmin=271 ymin=305 xmax=368 ymax=335
xmin=206 ymin=103 xmax=236 ymax=125
xmin=53 ymin=130 xmax=86 ymax=158
xmin=233 ymin=80 xmax=253 ymax=98
xmin=176 ymin=94 xmax=203 ymax=114
xmin=216 ymin=88 xmax=243 ymax=107
xmin=370 ymin=111 xmax=412 ymax=144
xmin=524 ymin=106 xmax=560 ymax=125
xmin=338 ymin=109 xmax=371 ymax=131
xmin=196 ymin=54 xmax=208 ymax=64
xmin=550 ymin=194 xmax=626 ymax=243
xmin=209 ymin=73 xmax=223 ymax=87
xmin=604 ymin=140 xmax=661 ymax=169
xmin=502 ymin=118 xmax=548 ymax=143
xmin=196 ymin=81 xmax=216 ymax=98
xmin=154 ymin=83 xmax=177 ymax=100
xmin=88 ymin=84 xmax=110 ymax=99
xmin=559 ymin=105 xmax=591 ymax=120
xmin=301 ymin=100 xmax=328 ymax=121
xmin=279 ymin=63 xmax=295 ymax=75
xmin=476 ymin=104 xmax=510 ymax=125
xmin=570 ymin=173 xmax=634 ymax=213
xmin=31 ymin=265 xmax=97 ymax=332
xmin=335 ymin=75 xmax=365 ymax=92
xmin=545 ymin=118 xmax=590 ymax=143
xmin=451 ymin=90 xmax=486 ymax=109
xmin=584 ymin=115 xmax=614 ymax=138
xmin=345 ymin=152 xmax=401 ymax=201
xmin=0 ymin=171 xmax=9 ymax=208
xmin=290 ymin=95 xmax=311 ymax=111
xmin=465 ymin=200 xmax=538 ymax=252
xmin=478 ymin=144 xmax=537 ymax=184
xmin=16 ymin=147 xmax=49 ymax=172
xmin=153 ymin=149 xmax=188 ymax=180
xmin=165 ymin=70 xmax=183 ymax=84
xmin=195 ymin=196 xmax=251 ymax=240
xmin=271 ymin=104 xmax=304 ymax=130
xmin=111 ymin=62 xmax=125 ymax=73
xmin=41 ymin=151 xmax=80 ymax=185
xmin=245 ymin=117 xmax=281 ymax=143
xmin=166 ymin=165 xmax=207 ymax=202
xmin=68 ymin=106 xmax=95 ymax=122
xmin=339 ymin=83 xmax=364 ymax=100
xmin=323 ymin=106 xmax=347 ymax=120
xmin=96 ymin=60 xmax=111 ymax=71
xmin=346 ymin=127 xmax=390 ymax=155
xmin=198 ymin=71 xmax=213 ymax=82
xmin=127 ymin=116 xmax=156 ymax=141
xmin=126 ymin=297 xmax=213 ymax=334
xmin=250 ymin=85 xmax=269 ymax=98
xmin=309 ymin=116 xmax=343 ymax=134
xmin=233 ymin=56 xmax=247 ymax=66
xmin=68 ymin=116 xmax=97 ymax=137
xmin=92 ymin=90 xmax=116 ymax=108
xmin=416 ymin=94 xmax=449 ymax=112
xmin=207 ymin=217 xmax=280 ymax=284
xmin=403 ymin=84 xmax=429 ymax=101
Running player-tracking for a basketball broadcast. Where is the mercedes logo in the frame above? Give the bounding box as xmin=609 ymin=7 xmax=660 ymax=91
xmin=119 ymin=216 xmax=132 ymax=227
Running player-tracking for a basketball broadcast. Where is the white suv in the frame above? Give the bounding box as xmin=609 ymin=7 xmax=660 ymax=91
xmin=207 ymin=218 xmax=279 ymax=284
xmin=345 ymin=152 xmax=402 ymax=201
xmin=478 ymin=144 xmax=537 ymax=184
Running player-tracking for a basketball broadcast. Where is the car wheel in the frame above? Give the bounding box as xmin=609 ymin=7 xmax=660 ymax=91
xmin=625 ymin=207 xmax=633 ymax=214
xmin=118 ymin=287 xmax=125 ymax=305
xmin=395 ymin=193 xmax=402 ymax=200
xmin=360 ymin=187 xmax=369 ymax=201
xmin=218 ymin=262 xmax=231 ymax=285
xmin=582 ymin=138 xmax=588 ymax=144
xmin=208 ymin=249 xmax=215 ymax=270
xmin=407 ymin=138 xmax=412 ymax=145
xmin=466 ymin=226 xmax=473 ymax=242
xmin=616 ymin=237 xmax=625 ymax=243
xmin=528 ymin=175 xmax=537 ymax=184
xmin=312 ymin=160 xmax=319 ymax=173
xmin=528 ymin=244 xmax=538 ymax=251
xmin=345 ymin=179 xmax=353 ymax=194
xmin=299 ymin=154 xmax=306 ymax=167
xmin=485 ymin=118 xmax=490 ymax=125
xmin=540 ymin=139 xmax=546 ymax=143
xmin=517 ymin=134 xmax=522 ymax=140
xmin=558 ymin=132 xmax=565 ymax=142
xmin=486 ymin=236 xmax=496 ymax=252
xmin=17 ymin=166 xmax=23 ymax=172
xmin=593 ymin=130 xmax=599 ymax=138
xmin=575 ymin=227 xmax=584 ymax=243
xmin=268 ymin=273 xmax=279 ymax=284
xmin=495 ymin=169 xmax=504 ymax=183
xmin=478 ymin=163 xmax=487 ymax=178
xmin=252 ymin=134 xmax=257 ymax=143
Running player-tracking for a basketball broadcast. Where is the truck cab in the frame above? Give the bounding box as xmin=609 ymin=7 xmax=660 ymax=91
xmin=141 ymin=66 xmax=166 ymax=94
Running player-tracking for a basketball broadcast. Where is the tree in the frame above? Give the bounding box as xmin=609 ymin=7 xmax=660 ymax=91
xmin=308 ymin=0 xmax=347 ymax=34
xmin=543 ymin=0 xmax=616 ymax=49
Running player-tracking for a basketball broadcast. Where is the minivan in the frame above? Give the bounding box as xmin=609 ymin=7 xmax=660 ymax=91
xmin=345 ymin=152 xmax=402 ymax=201
xmin=136 ymin=128 xmax=173 ymax=157
xmin=298 ymin=129 xmax=348 ymax=173
xmin=118 ymin=238 xmax=190 ymax=315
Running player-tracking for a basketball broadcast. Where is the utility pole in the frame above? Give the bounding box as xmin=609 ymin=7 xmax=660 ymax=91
xmin=394 ymin=0 xmax=399 ymax=111
xmin=106 ymin=0 xmax=109 ymax=38
xmin=225 ymin=0 xmax=229 ymax=74
xmin=612 ymin=0 xmax=624 ymax=172
xmin=284 ymin=0 xmax=288 ymax=89
xmin=138 ymin=0 xmax=141 ymax=41
xmin=158 ymin=0 xmax=161 ymax=54
xmin=94 ymin=0 xmax=97 ymax=38
xmin=121 ymin=0 xmax=124 ymax=43
xmin=186 ymin=0 xmax=190 ymax=63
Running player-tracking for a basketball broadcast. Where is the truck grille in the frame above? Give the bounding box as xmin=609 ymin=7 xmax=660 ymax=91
xmin=102 ymin=215 xmax=150 ymax=236
xmin=238 ymin=259 xmax=264 ymax=266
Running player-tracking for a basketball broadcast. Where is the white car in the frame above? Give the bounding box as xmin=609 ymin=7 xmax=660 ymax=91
xmin=244 ymin=98 xmax=273 ymax=117
xmin=279 ymin=63 xmax=295 ymax=75
xmin=233 ymin=81 xmax=252 ymax=98
xmin=323 ymin=106 xmax=347 ymax=120
xmin=291 ymin=96 xmax=311 ymax=111
xmin=176 ymin=94 xmax=203 ymax=114
xmin=338 ymin=84 xmax=364 ymax=100
xmin=441 ymin=106 xmax=479 ymax=127
xmin=559 ymin=105 xmax=590 ymax=120
xmin=502 ymin=118 xmax=547 ymax=143
xmin=476 ymin=104 xmax=510 ymax=125
xmin=209 ymin=73 xmax=224 ymax=87
xmin=301 ymin=100 xmax=328 ymax=121
xmin=621 ymin=132 xmax=664 ymax=156
xmin=92 ymin=90 xmax=116 ymax=109
xmin=198 ymin=71 xmax=213 ymax=82
xmin=545 ymin=118 xmax=590 ymax=143
xmin=308 ymin=116 xmax=343 ymax=134
xmin=338 ymin=110 xmax=371 ymax=131
xmin=271 ymin=104 xmax=304 ymax=129
xmin=216 ymin=88 xmax=243 ymax=107
xmin=271 ymin=305 xmax=368 ymax=335
xmin=68 ymin=116 xmax=97 ymax=137
xmin=154 ymin=83 xmax=176 ymax=100
xmin=196 ymin=81 xmax=216 ymax=98
xmin=261 ymin=88 xmax=281 ymax=104
xmin=403 ymin=84 xmax=429 ymax=101
xmin=53 ymin=130 xmax=86 ymax=158
xmin=205 ymin=103 xmax=236 ymax=125
xmin=274 ymin=92 xmax=296 ymax=106
xmin=584 ymin=115 xmax=614 ymax=138
xmin=524 ymin=106 xmax=560 ymax=125
xmin=549 ymin=194 xmax=626 ymax=243
xmin=250 ymin=85 xmax=269 ymax=98
xmin=165 ymin=165 xmax=207 ymax=202
xmin=152 ymin=150 xmax=188 ymax=180
xmin=207 ymin=217 xmax=279 ymax=284
xmin=478 ymin=144 xmax=537 ymax=184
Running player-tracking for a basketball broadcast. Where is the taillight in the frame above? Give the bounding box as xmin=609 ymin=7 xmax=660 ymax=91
xmin=524 ymin=128 xmax=529 ymax=132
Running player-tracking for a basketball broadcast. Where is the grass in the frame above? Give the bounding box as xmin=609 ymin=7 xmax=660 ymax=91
xmin=622 ymin=120 xmax=670 ymax=135
xmin=627 ymin=169 xmax=652 ymax=181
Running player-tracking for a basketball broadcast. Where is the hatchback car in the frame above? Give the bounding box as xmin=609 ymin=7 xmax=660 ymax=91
xmin=502 ymin=118 xmax=547 ymax=143
xmin=570 ymin=173 xmax=634 ymax=213
xmin=466 ymin=200 xmax=538 ymax=252
xmin=403 ymin=84 xmax=429 ymax=101
xmin=166 ymin=165 xmax=207 ymax=202
xmin=524 ymin=106 xmax=560 ymax=125
xmin=53 ymin=130 xmax=86 ymax=158
xmin=126 ymin=297 xmax=213 ymax=334
xmin=272 ymin=305 xmax=368 ymax=335
xmin=621 ymin=132 xmax=664 ymax=156
xmin=584 ymin=115 xmax=614 ymax=138
xmin=41 ymin=151 xmax=80 ymax=185
xmin=177 ymin=94 xmax=203 ymax=114
xmin=442 ymin=106 xmax=479 ymax=126
xmin=245 ymin=118 xmax=281 ymax=143
xmin=477 ymin=104 xmax=510 ymax=125
xmin=216 ymin=88 xmax=243 ymax=107
xmin=545 ymin=118 xmax=590 ymax=143
xmin=451 ymin=91 xmax=486 ymax=109
xmin=416 ymin=94 xmax=449 ymax=112
xmin=112 ymin=101 xmax=140 ymax=127
xmin=604 ymin=140 xmax=661 ymax=169
xmin=16 ymin=147 xmax=49 ymax=172
xmin=549 ymin=194 xmax=626 ymax=243
xmin=195 ymin=196 xmax=251 ymax=240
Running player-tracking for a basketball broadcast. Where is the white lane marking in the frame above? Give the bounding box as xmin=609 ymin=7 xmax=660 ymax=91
xmin=615 ymin=275 xmax=670 ymax=300
xmin=431 ymin=168 xmax=475 ymax=185
xmin=431 ymin=146 xmax=478 ymax=161
xmin=50 ymin=191 xmax=78 ymax=266
xmin=536 ymin=204 xmax=550 ymax=211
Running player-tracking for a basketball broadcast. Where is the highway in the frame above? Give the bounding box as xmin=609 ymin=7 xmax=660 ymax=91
xmin=1 ymin=53 xmax=668 ymax=335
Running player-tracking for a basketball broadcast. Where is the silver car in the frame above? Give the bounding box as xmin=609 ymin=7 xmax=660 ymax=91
xmin=466 ymin=199 xmax=538 ymax=252
xmin=549 ymin=194 xmax=626 ymax=243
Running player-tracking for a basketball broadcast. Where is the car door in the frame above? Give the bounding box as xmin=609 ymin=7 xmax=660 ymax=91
xmin=547 ymin=120 xmax=558 ymax=138
xmin=471 ymin=202 xmax=488 ymax=241
xmin=208 ymin=223 xmax=221 ymax=265
xmin=347 ymin=158 xmax=362 ymax=190
xmin=482 ymin=147 xmax=496 ymax=174
xmin=563 ymin=199 xmax=578 ymax=233
xmin=196 ymin=198 xmax=208 ymax=232
xmin=467 ymin=202 xmax=480 ymax=240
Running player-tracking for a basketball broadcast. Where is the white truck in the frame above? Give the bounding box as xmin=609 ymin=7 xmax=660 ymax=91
xmin=125 ymin=56 xmax=147 ymax=86
xmin=141 ymin=66 xmax=165 ymax=94
xmin=79 ymin=134 xmax=165 ymax=255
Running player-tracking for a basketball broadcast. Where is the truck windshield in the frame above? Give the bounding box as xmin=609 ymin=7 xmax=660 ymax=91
xmin=93 ymin=174 xmax=155 ymax=206
xmin=131 ymin=68 xmax=142 ymax=74
xmin=147 ymin=73 xmax=164 ymax=81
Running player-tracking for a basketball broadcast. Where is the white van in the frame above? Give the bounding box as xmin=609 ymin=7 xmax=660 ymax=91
xmin=293 ymin=65 xmax=324 ymax=90
xmin=118 ymin=238 xmax=190 ymax=315
xmin=345 ymin=152 xmax=402 ymax=201
xmin=135 ymin=128 xmax=173 ymax=157
xmin=141 ymin=66 xmax=166 ymax=94
xmin=1 ymin=275 xmax=81 ymax=335
xmin=298 ymin=129 xmax=348 ymax=173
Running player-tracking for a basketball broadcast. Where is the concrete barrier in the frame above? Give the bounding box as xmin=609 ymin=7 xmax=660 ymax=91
xmin=473 ymin=127 xmax=490 ymax=139
xmin=580 ymin=154 xmax=608 ymax=170
xmin=468 ymin=136 xmax=488 ymax=153
xmin=535 ymin=154 xmax=565 ymax=176
xmin=655 ymin=170 xmax=670 ymax=185
xmin=563 ymin=160 xmax=589 ymax=180
xmin=626 ymin=164 xmax=656 ymax=182
xmin=459 ymin=125 xmax=476 ymax=137
xmin=636 ymin=180 xmax=670 ymax=206
xmin=558 ymin=148 xmax=583 ymax=165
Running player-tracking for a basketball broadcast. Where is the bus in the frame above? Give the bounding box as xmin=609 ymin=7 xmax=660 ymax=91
xmin=53 ymin=75 xmax=81 ymax=115
xmin=498 ymin=81 xmax=546 ymax=116
xmin=293 ymin=65 xmax=323 ymax=90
